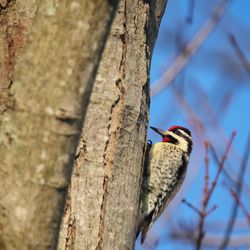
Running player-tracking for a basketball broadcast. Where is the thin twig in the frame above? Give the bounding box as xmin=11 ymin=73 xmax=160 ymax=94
xmin=206 ymin=205 xmax=218 ymax=216
xmin=182 ymin=199 xmax=202 ymax=216
xmin=230 ymin=189 xmax=250 ymax=226
xmin=207 ymin=132 xmax=236 ymax=205
xmin=204 ymin=142 xmax=210 ymax=200
xmin=186 ymin=0 xmax=196 ymax=24
xmin=196 ymin=142 xmax=211 ymax=250
xmin=220 ymin=132 xmax=250 ymax=250
xmin=151 ymin=0 xmax=230 ymax=96
xmin=208 ymin=143 xmax=235 ymax=185
xmin=228 ymin=33 xmax=250 ymax=75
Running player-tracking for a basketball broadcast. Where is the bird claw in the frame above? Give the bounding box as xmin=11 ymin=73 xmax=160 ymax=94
xmin=147 ymin=140 xmax=152 ymax=145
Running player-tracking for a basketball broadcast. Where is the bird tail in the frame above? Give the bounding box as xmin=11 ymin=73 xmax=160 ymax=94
xmin=136 ymin=214 xmax=144 ymax=240
xmin=136 ymin=211 xmax=153 ymax=244
xmin=141 ymin=222 xmax=150 ymax=244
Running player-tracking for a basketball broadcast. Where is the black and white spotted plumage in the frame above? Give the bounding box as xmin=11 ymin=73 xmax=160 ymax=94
xmin=137 ymin=125 xmax=193 ymax=244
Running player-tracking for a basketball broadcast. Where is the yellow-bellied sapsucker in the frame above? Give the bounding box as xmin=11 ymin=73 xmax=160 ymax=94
xmin=137 ymin=125 xmax=193 ymax=243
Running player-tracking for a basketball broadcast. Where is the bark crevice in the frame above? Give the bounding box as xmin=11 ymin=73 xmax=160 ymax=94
xmin=96 ymin=36 xmax=127 ymax=250
xmin=58 ymin=1 xmax=168 ymax=249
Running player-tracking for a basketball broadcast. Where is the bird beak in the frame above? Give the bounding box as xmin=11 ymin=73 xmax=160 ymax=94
xmin=150 ymin=126 xmax=166 ymax=137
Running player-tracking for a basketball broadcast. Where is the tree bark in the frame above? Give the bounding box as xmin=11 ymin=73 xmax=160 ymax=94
xmin=58 ymin=1 xmax=168 ymax=249
xmin=0 ymin=1 xmax=118 ymax=249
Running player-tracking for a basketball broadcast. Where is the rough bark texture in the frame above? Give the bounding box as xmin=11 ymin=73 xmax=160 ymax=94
xmin=58 ymin=1 xmax=168 ymax=249
xmin=0 ymin=1 xmax=118 ymax=249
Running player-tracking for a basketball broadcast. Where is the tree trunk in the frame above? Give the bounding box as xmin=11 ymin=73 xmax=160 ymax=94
xmin=0 ymin=1 xmax=118 ymax=249
xmin=58 ymin=1 xmax=168 ymax=249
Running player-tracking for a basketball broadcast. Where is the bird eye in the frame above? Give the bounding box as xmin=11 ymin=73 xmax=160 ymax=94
xmin=175 ymin=130 xmax=182 ymax=136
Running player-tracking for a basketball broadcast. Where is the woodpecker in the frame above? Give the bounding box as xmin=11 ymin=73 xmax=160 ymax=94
xmin=137 ymin=125 xmax=193 ymax=243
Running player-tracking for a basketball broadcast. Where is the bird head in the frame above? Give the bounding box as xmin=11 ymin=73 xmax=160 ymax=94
xmin=150 ymin=125 xmax=193 ymax=154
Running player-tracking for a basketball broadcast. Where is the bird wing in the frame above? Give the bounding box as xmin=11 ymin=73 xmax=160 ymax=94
xmin=140 ymin=144 xmax=187 ymax=244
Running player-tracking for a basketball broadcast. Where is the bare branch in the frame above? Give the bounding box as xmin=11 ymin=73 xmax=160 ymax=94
xmin=182 ymin=199 xmax=202 ymax=216
xmin=207 ymin=131 xmax=236 ymax=205
xmin=230 ymin=189 xmax=250 ymax=226
xmin=204 ymin=142 xmax=210 ymax=201
xmin=206 ymin=205 xmax=218 ymax=216
xmin=183 ymin=133 xmax=235 ymax=250
xmin=228 ymin=33 xmax=250 ymax=75
xmin=220 ymin=132 xmax=250 ymax=249
xmin=151 ymin=0 xmax=230 ymax=96
xmin=208 ymin=142 xmax=235 ymax=185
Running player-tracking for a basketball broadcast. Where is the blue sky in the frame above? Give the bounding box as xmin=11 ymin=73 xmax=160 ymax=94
xmin=136 ymin=1 xmax=250 ymax=249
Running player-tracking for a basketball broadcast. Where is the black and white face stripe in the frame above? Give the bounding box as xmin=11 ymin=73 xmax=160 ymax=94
xmin=170 ymin=127 xmax=191 ymax=137
xmin=167 ymin=128 xmax=193 ymax=154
